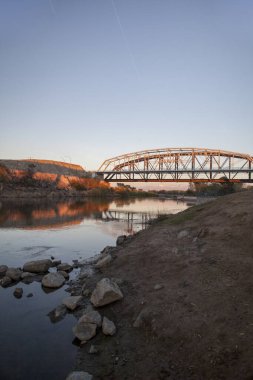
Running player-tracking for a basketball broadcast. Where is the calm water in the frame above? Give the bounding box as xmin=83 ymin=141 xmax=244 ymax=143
xmin=0 ymin=197 xmax=189 ymax=380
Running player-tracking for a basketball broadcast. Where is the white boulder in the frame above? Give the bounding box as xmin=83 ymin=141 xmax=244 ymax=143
xmin=23 ymin=259 xmax=52 ymax=273
xmin=90 ymin=278 xmax=123 ymax=307
xmin=102 ymin=317 xmax=116 ymax=336
xmin=42 ymin=272 xmax=65 ymax=288
xmin=62 ymin=296 xmax=82 ymax=311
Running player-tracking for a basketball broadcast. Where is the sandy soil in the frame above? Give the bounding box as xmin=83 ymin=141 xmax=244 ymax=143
xmin=73 ymin=190 xmax=253 ymax=380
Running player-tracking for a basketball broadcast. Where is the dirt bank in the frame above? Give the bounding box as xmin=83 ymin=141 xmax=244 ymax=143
xmin=73 ymin=190 xmax=253 ymax=380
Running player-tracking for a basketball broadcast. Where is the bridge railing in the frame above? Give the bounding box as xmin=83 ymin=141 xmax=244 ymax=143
xmin=97 ymin=148 xmax=253 ymax=183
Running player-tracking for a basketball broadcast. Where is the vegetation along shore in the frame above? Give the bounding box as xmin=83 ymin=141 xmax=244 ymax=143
xmin=0 ymin=159 xmax=152 ymax=199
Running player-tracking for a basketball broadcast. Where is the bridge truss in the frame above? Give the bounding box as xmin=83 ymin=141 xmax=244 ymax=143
xmin=97 ymin=148 xmax=253 ymax=183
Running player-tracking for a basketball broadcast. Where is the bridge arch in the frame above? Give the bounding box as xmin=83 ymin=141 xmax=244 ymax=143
xmin=97 ymin=147 xmax=253 ymax=183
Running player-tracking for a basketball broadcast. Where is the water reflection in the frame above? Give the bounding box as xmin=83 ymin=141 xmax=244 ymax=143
xmin=0 ymin=199 xmax=109 ymax=229
xmin=0 ymin=197 xmax=189 ymax=232
xmin=0 ymin=197 xmax=189 ymax=268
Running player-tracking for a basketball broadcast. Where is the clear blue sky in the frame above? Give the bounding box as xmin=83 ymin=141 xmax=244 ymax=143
xmin=1 ymin=0 xmax=253 ymax=170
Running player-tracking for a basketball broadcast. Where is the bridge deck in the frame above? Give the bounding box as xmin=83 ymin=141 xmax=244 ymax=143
xmin=97 ymin=148 xmax=253 ymax=183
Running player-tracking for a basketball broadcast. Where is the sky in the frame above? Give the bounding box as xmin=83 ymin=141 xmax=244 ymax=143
xmin=0 ymin=0 xmax=253 ymax=171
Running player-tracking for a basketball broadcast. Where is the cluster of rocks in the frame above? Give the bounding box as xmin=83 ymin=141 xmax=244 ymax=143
xmin=0 ymin=258 xmax=77 ymax=297
xmin=72 ymin=278 xmax=122 ymax=342
xmin=47 ymin=272 xmax=124 ymax=380
xmin=62 ymin=278 xmax=123 ymax=380
xmin=64 ymin=238 xmax=129 ymax=380
xmin=73 ymin=308 xmax=116 ymax=341
xmin=1 ymin=234 xmax=129 ymax=380
xmin=93 ymin=235 xmax=128 ymax=270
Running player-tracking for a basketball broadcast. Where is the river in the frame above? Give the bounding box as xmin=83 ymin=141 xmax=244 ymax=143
xmin=0 ymin=196 xmax=189 ymax=380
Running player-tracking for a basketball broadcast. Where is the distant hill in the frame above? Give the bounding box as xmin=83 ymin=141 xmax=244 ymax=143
xmin=0 ymin=159 xmax=112 ymax=198
xmin=0 ymin=159 xmax=85 ymax=177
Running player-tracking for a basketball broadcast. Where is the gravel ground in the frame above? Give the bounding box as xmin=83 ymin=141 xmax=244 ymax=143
xmin=72 ymin=190 xmax=253 ymax=380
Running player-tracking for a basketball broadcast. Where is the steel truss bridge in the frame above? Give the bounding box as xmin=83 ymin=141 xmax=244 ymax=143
xmin=97 ymin=148 xmax=253 ymax=183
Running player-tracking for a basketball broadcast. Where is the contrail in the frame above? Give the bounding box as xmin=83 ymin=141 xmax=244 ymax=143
xmin=110 ymin=0 xmax=139 ymax=78
xmin=49 ymin=0 xmax=56 ymax=15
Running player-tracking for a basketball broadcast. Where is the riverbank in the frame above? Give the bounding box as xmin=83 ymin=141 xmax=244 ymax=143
xmin=69 ymin=189 xmax=253 ymax=379
xmin=0 ymin=159 xmax=99 ymax=199
xmin=0 ymin=159 xmax=155 ymax=199
xmin=0 ymin=185 xmax=88 ymax=199
xmin=0 ymin=197 xmax=190 ymax=380
xmin=0 ymin=175 xmax=153 ymax=200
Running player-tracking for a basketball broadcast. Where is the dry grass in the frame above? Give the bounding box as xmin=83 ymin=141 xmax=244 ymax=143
xmin=0 ymin=164 xmax=11 ymax=182
xmin=70 ymin=177 xmax=110 ymax=191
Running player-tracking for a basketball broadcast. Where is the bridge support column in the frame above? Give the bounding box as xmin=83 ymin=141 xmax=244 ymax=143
xmin=175 ymin=154 xmax=178 ymax=180
xmin=192 ymin=153 xmax=195 ymax=180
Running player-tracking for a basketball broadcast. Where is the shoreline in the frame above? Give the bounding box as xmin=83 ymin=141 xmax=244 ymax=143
xmin=1 ymin=191 xmax=252 ymax=379
xmin=67 ymin=189 xmax=253 ymax=379
xmin=0 ymin=188 xmax=153 ymax=200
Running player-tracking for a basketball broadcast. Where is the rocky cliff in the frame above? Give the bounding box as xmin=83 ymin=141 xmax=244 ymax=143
xmin=0 ymin=159 xmax=87 ymax=198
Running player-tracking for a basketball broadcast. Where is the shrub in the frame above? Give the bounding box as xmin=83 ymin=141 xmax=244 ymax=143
xmin=0 ymin=164 xmax=11 ymax=183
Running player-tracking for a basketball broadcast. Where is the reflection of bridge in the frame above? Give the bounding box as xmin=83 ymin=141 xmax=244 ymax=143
xmin=102 ymin=210 xmax=157 ymax=233
xmin=97 ymin=148 xmax=253 ymax=183
xmin=103 ymin=210 xmax=152 ymax=222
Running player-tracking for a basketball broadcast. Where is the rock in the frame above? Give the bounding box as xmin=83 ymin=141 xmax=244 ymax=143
xmin=27 ymin=293 xmax=33 ymax=298
xmin=70 ymin=286 xmax=82 ymax=296
xmin=6 ymin=268 xmax=22 ymax=282
xmin=58 ymin=270 xmax=69 ymax=279
xmin=62 ymin=296 xmax=82 ymax=311
xmin=23 ymin=259 xmax=52 ymax=273
xmin=66 ymin=371 xmax=93 ymax=380
xmin=79 ymin=257 xmax=96 ymax=265
xmin=90 ymin=278 xmax=123 ymax=307
xmin=73 ymin=321 xmax=97 ymax=342
xmin=52 ymin=260 xmax=61 ymax=267
xmin=48 ymin=304 xmax=67 ymax=323
xmin=177 ymin=230 xmax=189 ymax=239
xmin=172 ymin=247 xmax=179 ymax=255
xmin=154 ymin=284 xmax=163 ymax=290
xmin=102 ymin=317 xmax=116 ymax=336
xmin=42 ymin=272 xmax=65 ymax=288
xmin=78 ymin=310 xmax=102 ymax=327
xmin=0 ymin=265 xmax=8 ymax=276
xmin=133 ymin=308 xmax=152 ymax=328
xmin=79 ymin=272 xmax=88 ymax=280
xmin=57 ymin=263 xmax=72 ymax=272
xmin=197 ymin=227 xmax=209 ymax=238
xmin=116 ymin=235 xmax=127 ymax=246
xmin=21 ymin=272 xmax=36 ymax=279
xmin=0 ymin=276 xmax=12 ymax=287
xmin=95 ymin=254 xmax=112 ymax=269
xmin=100 ymin=246 xmax=115 ymax=255
xmin=112 ymin=277 xmax=124 ymax=286
xmin=55 ymin=304 xmax=67 ymax=318
xmin=13 ymin=287 xmax=23 ymax=298
xmin=82 ymin=288 xmax=91 ymax=297
xmin=89 ymin=345 xmax=99 ymax=354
